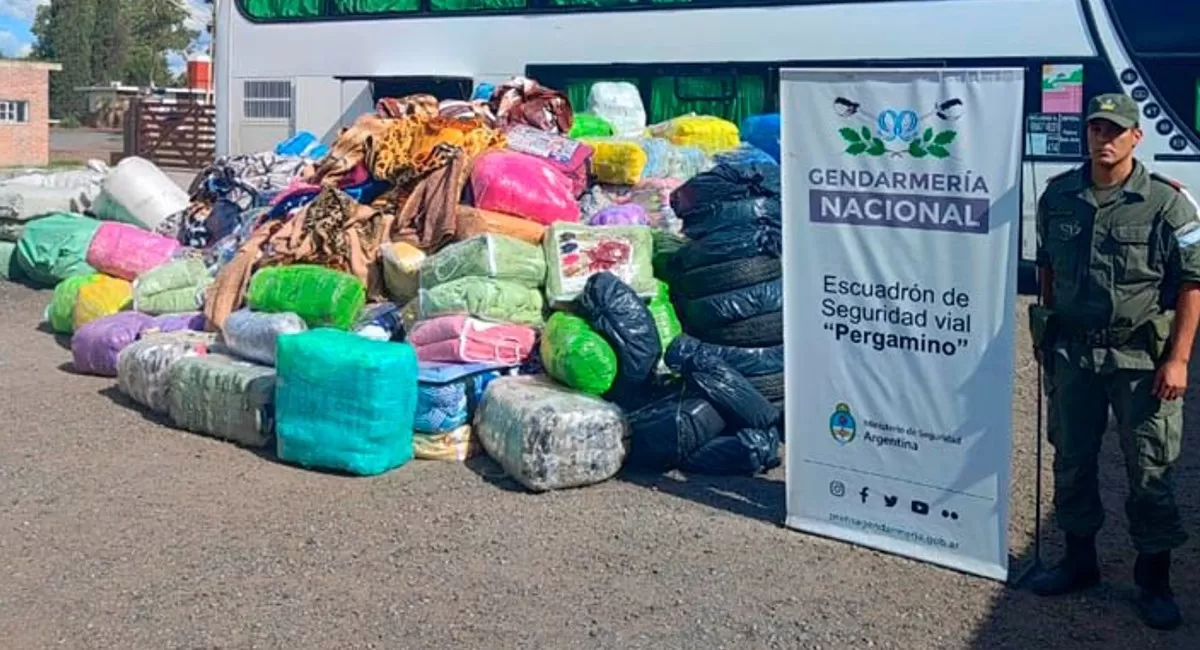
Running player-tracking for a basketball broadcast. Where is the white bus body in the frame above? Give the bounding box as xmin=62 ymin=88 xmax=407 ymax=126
xmin=214 ymin=0 xmax=1200 ymax=291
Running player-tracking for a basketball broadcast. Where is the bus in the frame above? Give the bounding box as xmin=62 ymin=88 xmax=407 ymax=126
xmin=214 ymin=0 xmax=1200 ymax=292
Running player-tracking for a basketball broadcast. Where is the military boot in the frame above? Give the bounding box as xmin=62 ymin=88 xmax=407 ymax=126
xmin=1134 ymin=552 xmax=1182 ymax=630
xmin=1031 ymin=533 xmax=1101 ymax=596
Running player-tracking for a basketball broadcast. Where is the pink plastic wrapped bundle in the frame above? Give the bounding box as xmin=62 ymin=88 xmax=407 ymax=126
xmin=408 ymin=314 xmax=537 ymax=365
xmin=470 ymin=151 xmax=581 ymax=225
xmin=503 ymin=125 xmax=593 ymax=197
xmin=589 ymin=204 xmax=649 ymax=227
xmin=86 ymin=221 xmax=182 ymax=281
xmin=71 ymin=311 xmax=155 ymax=376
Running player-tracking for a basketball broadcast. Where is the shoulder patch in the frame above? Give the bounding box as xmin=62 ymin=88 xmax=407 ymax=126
xmin=1151 ymin=172 xmax=1200 ymax=221
xmin=1150 ymin=171 xmax=1185 ymax=191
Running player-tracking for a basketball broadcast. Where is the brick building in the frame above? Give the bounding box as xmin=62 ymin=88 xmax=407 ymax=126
xmin=0 ymin=60 xmax=63 ymax=168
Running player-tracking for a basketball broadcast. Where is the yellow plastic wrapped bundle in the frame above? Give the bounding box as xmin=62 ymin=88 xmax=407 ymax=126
xmin=381 ymin=242 xmax=426 ymax=305
xmin=73 ymin=274 xmax=133 ymax=330
xmin=413 ymin=425 xmax=481 ymax=461
xmin=650 ymin=115 xmax=740 ymax=155
xmin=583 ymin=139 xmax=648 ymax=185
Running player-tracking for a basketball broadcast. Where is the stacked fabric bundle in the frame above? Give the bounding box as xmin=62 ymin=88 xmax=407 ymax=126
xmin=9 ymin=73 xmax=795 ymax=489
xmin=404 ymin=234 xmax=543 ymax=460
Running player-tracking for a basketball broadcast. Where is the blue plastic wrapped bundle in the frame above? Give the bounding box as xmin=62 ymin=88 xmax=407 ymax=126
xmin=275 ymin=328 xmax=420 ymax=476
xmin=740 ymin=114 xmax=780 ymax=162
xmin=472 ymin=82 xmax=495 ymax=101
xmin=713 ymin=143 xmax=778 ymax=168
xmin=275 ymin=131 xmax=330 ymax=160
xmin=414 ymin=361 xmax=509 ymax=434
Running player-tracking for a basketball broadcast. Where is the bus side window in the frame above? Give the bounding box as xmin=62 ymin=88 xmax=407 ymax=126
xmin=648 ymin=73 xmax=766 ymax=125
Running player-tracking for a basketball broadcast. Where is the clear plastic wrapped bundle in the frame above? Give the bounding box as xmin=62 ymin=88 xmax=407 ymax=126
xmin=473 ymin=375 xmax=630 ymax=492
xmin=166 ymin=353 xmax=276 ymax=448
xmin=586 ymin=82 xmax=647 ymax=138
xmin=418 ymin=233 xmax=546 ymax=290
xmin=117 ymin=331 xmax=215 ymax=414
xmin=220 ymin=309 xmax=308 ymax=366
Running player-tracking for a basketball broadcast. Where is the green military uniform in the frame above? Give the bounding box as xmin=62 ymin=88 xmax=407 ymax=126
xmin=1036 ymin=153 xmax=1200 ymax=554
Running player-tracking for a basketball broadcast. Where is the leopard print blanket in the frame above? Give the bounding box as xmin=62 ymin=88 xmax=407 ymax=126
xmin=367 ymin=112 xmax=506 ymax=188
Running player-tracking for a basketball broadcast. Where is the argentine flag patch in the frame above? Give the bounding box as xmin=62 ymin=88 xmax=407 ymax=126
xmin=1176 ymin=220 xmax=1200 ymax=249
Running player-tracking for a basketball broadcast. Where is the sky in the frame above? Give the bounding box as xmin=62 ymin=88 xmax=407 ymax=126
xmin=0 ymin=0 xmax=211 ymax=74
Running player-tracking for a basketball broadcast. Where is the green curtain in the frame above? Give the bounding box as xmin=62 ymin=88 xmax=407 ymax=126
xmin=648 ymin=75 xmax=766 ymax=125
xmin=547 ymin=0 xmax=637 ymax=6
xmin=332 ymin=0 xmax=420 ymax=13
xmin=431 ymin=0 xmax=526 ymax=10
xmin=562 ymin=77 xmax=641 ymax=113
xmin=242 ymin=0 xmax=323 ymax=19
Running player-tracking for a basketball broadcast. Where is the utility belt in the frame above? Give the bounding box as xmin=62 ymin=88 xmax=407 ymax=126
xmin=1028 ymin=305 xmax=1174 ymax=359
xmin=1058 ymin=323 xmax=1149 ymax=348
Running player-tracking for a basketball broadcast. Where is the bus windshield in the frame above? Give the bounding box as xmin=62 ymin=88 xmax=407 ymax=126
xmin=1107 ymin=0 xmax=1200 ymax=140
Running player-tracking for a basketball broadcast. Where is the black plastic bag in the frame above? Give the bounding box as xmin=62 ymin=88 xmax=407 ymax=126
xmin=682 ymin=278 xmax=783 ymax=333
xmin=674 ymin=224 xmax=782 ymax=273
xmin=681 ymin=197 xmax=781 ymax=240
xmin=665 ymin=334 xmax=784 ymax=378
xmin=577 ymin=272 xmax=662 ymax=396
xmin=627 ymin=394 xmax=726 ymax=471
xmin=670 ymin=162 xmax=781 ymax=217
xmin=682 ymin=426 xmax=781 ymax=475
xmin=681 ymin=350 xmax=780 ymax=430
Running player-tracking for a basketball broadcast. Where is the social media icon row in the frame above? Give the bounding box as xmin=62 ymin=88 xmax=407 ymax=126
xmin=830 ymin=481 xmax=959 ymax=521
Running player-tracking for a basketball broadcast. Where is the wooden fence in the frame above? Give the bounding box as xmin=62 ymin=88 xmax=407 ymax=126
xmin=124 ymin=97 xmax=216 ymax=169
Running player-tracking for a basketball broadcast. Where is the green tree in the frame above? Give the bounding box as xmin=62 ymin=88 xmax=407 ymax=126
xmin=91 ymin=0 xmax=129 ymax=85
xmin=121 ymin=0 xmax=199 ymax=87
xmin=31 ymin=0 xmax=97 ymax=120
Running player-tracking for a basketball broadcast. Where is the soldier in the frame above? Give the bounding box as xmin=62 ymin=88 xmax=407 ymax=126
xmin=1031 ymin=93 xmax=1200 ymax=631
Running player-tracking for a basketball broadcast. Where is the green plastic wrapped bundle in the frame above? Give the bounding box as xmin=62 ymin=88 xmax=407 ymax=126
xmin=0 ymin=240 xmax=21 ymax=281
xmin=418 ymin=277 xmax=545 ymax=326
xmin=167 ymin=353 xmax=276 ymax=448
xmin=540 ymin=311 xmax=618 ymax=396
xmin=275 ymin=328 xmax=419 ymax=477
xmin=133 ymin=258 xmax=213 ymax=315
xmin=570 ymin=113 xmax=615 ymax=139
xmin=648 ymin=280 xmax=682 ymax=350
xmin=419 ymin=233 xmax=546 ymax=290
xmin=46 ymin=273 xmax=102 ymax=334
xmin=245 ymin=264 xmax=366 ymax=330
xmin=652 ymin=230 xmax=686 ymax=283
xmin=15 ymin=212 xmax=100 ymax=287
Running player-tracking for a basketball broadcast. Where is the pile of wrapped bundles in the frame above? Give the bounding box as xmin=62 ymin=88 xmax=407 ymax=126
xmin=6 ymin=73 xmax=786 ymax=490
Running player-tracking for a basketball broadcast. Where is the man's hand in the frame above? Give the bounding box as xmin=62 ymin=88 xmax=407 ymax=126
xmin=1154 ymin=359 xmax=1188 ymax=400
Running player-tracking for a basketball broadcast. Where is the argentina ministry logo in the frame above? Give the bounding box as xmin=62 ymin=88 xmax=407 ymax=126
xmin=829 ymin=403 xmax=857 ymax=446
xmin=833 ymin=97 xmax=964 ymax=159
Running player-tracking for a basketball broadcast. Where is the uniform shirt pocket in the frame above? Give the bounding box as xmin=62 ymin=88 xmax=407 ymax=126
xmin=1110 ymin=223 xmax=1160 ymax=284
xmin=1044 ymin=219 xmax=1087 ymax=300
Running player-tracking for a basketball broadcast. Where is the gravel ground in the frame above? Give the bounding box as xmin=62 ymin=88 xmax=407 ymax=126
xmin=1 ymin=280 xmax=1197 ymax=649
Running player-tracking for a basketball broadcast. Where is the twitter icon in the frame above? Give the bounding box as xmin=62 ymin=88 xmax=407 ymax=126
xmin=884 ymin=494 xmax=899 ymax=508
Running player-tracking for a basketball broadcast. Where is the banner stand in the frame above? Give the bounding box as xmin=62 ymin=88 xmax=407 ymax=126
xmin=781 ymin=67 xmax=1029 ymax=583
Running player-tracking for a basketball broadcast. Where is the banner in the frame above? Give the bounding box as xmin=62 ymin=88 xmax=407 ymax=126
xmin=781 ymin=68 xmax=1024 ymax=581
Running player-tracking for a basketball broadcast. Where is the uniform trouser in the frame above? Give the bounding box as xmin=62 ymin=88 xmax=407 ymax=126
xmin=1047 ymin=362 xmax=1187 ymax=554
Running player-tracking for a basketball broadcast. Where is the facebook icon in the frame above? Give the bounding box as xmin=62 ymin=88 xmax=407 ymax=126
xmin=859 ymin=487 xmax=870 ymax=503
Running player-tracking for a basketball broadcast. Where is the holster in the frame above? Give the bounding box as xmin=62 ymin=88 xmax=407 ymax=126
xmin=1145 ymin=310 xmax=1175 ymax=362
xmin=1028 ymin=304 xmax=1059 ymax=380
